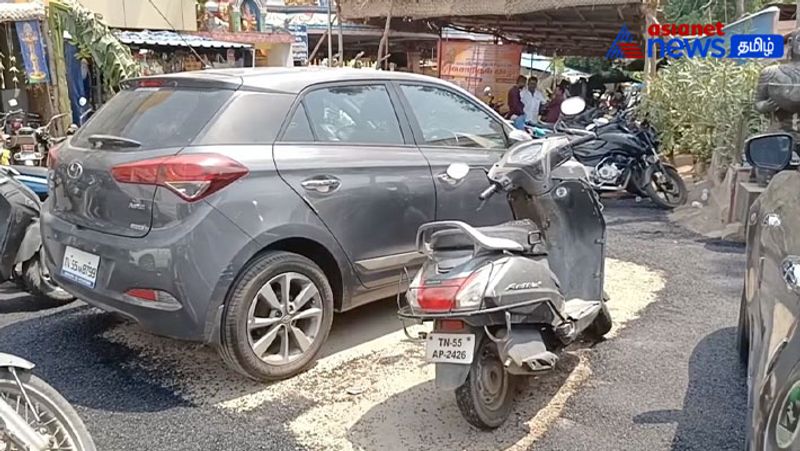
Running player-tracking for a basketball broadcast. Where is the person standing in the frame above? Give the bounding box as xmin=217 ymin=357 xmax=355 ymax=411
xmin=543 ymin=80 xmax=569 ymax=123
xmin=521 ymin=76 xmax=547 ymax=124
xmin=506 ymin=75 xmax=527 ymax=129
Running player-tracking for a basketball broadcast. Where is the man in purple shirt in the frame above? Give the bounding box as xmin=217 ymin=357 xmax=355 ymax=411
xmin=507 ymin=75 xmax=527 ymax=129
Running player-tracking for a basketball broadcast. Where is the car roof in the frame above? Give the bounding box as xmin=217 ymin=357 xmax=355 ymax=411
xmin=157 ymin=67 xmax=453 ymax=94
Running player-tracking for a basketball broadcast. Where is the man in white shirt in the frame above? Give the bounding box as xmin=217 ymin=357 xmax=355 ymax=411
xmin=521 ymin=76 xmax=547 ymax=124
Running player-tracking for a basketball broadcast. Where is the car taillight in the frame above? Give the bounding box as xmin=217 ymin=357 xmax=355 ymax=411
xmin=126 ymin=288 xmax=158 ymax=302
xmin=111 ymin=153 xmax=248 ymax=202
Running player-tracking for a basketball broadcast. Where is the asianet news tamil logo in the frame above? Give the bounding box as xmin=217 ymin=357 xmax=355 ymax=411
xmin=606 ymin=23 xmax=784 ymax=59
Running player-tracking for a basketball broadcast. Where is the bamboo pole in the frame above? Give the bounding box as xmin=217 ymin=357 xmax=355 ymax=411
xmin=377 ymin=1 xmax=393 ymax=69
xmin=308 ymin=29 xmax=329 ymax=63
xmin=326 ymin=0 xmax=333 ymax=65
xmin=336 ymin=0 xmax=344 ymax=65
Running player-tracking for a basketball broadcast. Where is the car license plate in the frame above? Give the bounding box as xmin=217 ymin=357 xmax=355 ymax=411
xmin=425 ymin=333 xmax=475 ymax=364
xmin=61 ymin=246 xmax=100 ymax=288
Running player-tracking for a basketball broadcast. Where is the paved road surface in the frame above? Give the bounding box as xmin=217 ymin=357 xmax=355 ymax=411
xmin=0 ymin=198 xmax=746 ymax=450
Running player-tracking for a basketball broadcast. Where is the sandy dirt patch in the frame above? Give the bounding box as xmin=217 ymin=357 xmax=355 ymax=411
xmin=102 ymin=258 xmax=664 ymax=450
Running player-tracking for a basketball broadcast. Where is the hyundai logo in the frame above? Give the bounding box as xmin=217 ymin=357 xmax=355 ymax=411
xmin=66 ymin=160 xmax=83 ymax=179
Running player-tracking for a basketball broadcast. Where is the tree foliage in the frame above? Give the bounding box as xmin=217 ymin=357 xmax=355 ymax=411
xmin=663 ymin=0 xmax=769 ymax=23
xmin=49 ymin=0 xmax=139 ymax=92
xmin=640 ymin=58 xmax=767 ymax=165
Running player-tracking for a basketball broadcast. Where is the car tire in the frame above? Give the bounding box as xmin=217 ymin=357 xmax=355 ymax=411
xmin=218 ymin=251 xmax=334 ymax=381
xmin=737 ymin=287 xmax=750 ymax=368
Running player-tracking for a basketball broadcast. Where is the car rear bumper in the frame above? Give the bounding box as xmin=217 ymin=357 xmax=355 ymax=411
xmin=41 ymin=202 xmax=253 ymax=342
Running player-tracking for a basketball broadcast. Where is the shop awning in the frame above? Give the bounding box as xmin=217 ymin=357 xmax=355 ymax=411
xmin=339 ymin=0 xmax=650 ymax=57
xmin=0 ymin=1 xmax=45 ymax=23
xmin=115 ymin=30 xmax=252 ymax=49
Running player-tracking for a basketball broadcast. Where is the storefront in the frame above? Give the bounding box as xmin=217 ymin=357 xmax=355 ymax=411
xmin=196 ymin=0 xmax=294 ymax=66
xmin=115 ymin=30 xmax=253 ymax=75
xmin=0 ymin=1 xmax=59 ymax=124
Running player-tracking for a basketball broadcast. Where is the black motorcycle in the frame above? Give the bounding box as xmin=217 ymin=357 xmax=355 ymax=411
xmin=568 ymin=102 xmax=687 ymax=209
xmin=0 ymin=167 xmax=73 ymax=302
xmin=399 ymin=97 xmax=612 ymax=429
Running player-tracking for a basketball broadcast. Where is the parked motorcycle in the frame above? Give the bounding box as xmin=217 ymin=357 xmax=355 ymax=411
xmin=0 ymin=353 xmax=95 ymax=450
xmin=9 ymin=113 xmax=67 ymax=168
xmin=0 ymin=167 xmax=73 ymax=302
xmin=399 ymin=97 xmax=612 ymax=429
xmin=568 ymin=100 xmax=687 ymax=209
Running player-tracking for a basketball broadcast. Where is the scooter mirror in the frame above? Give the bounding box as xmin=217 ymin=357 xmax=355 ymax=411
xmin=560 ymin=97 xmax=586 ymax=116
xmin=66 ymin=124 xmax=79 ymax=135
xmin=7 ymin=99 xmax=17 ymax=107
xmin=445 ymin=162 xmax=470 ymax=181
xmin=78 ymin=97 xmax=87 ymax=107
xmin=483 ymin=86 xmax=492 ymax=96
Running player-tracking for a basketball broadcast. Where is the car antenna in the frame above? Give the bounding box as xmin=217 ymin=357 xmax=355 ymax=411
xmin=146 ymin=0 xmax=211 ymax=70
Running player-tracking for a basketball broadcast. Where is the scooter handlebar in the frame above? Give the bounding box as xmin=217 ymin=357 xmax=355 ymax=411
xmin=479 ymin=184 xmax=499 ymax=200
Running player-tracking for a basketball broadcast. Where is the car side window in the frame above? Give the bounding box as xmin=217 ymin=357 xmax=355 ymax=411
xmin=302 ymin=85 xmax=404 ymax=145
xmin=399 ymin=84 xmax=507 ymax=150
xmin=283 ymin=104 xmax=314 ymax=142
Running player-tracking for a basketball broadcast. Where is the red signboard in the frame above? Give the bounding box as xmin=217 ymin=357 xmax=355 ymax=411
xmin=438 ymin=40 xmax=523 ymax=100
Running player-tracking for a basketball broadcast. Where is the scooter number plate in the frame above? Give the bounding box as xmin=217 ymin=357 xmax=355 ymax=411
xmin=425 ymin=333 xmax=475 ymax=364
xmin=61 ymin=246 xmax=99 ymax=288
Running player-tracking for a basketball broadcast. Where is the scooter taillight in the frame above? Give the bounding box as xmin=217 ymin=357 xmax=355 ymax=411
xmin=416 ymin=277 xmax=470 ymax=311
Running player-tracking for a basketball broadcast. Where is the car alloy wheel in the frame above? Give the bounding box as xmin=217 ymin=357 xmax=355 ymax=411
xmin=247 ymin=272 xmax=323 ymax=364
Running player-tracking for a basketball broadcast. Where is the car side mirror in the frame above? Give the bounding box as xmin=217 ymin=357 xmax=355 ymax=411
xmin=746 ymin=133 xmax=794 ymax=171
xmin=745 ymin=132 xmax=795 ymax=186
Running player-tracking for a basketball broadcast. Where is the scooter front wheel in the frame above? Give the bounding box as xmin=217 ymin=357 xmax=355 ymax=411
xmin=455 ymin=336 xmax=517 ymax=430
xmin=0 ymin=368 xmax=96 ymax=451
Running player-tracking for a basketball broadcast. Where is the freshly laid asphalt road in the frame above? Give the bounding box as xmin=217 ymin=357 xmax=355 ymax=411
xmin=0 ymin=198 xmax=746 ymax=451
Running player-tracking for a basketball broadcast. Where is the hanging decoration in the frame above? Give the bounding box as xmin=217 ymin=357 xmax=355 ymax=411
xmin=14 ymin=20 xmax=49 ymax=84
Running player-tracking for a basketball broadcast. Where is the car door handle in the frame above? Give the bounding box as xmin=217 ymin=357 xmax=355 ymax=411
xmin=301 ymin=177 xmax=341 ymax=193
xmin=782 ymin=257 xmax=800 ymax=291
xmin=763 ymin=213 xmax=782 ymax=228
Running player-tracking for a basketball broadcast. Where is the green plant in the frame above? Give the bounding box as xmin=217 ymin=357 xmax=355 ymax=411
xmin=49 ymin=0 xmax=139 ymax=91
xmin=640 ymin=58 xmax=767 ymax=167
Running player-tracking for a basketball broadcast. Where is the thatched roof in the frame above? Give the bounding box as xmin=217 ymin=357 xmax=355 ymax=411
xmin=340 ymin=0 xmax=650 ymax=57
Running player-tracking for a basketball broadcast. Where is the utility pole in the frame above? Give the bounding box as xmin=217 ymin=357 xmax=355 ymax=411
xmin=735 ymin=0 xmax=744 ymax=19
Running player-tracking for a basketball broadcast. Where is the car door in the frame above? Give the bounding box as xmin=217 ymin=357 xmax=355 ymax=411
xmin=750 ymin=170 xmax=800 ymax=445
xmin=394 ymin=82 xmax=515 ymax=226
xmin=273 ymin=82 xmax=435 ymax=289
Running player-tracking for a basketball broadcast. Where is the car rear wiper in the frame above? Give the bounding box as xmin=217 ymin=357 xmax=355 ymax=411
xmin=86 ymin=134 xmax=142 ymax=149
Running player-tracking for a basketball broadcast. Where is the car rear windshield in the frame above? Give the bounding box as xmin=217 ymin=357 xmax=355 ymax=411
xmin=72 ymin=87 xmax=233 ymax=150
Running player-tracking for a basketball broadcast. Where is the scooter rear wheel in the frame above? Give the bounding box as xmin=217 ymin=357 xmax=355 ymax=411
xmin=455 ymin=336 xmax=517 ymax=430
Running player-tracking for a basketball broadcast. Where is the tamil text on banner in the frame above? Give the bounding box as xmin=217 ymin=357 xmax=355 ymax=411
xmin=439 ymin=41 xmax=523 ymax=106
xmin=15 ymin=20 xmax=49 ymax=84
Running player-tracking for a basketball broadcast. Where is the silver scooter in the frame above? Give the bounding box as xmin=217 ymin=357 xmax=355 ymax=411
xmin=0 ymin=354 xmax=95 ymax=450
xmin=399 ymin=98 xmax=612 ymax=429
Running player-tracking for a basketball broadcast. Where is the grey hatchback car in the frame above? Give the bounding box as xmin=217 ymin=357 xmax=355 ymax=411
xmin=42 ymin=68 xmax=520 ymax=380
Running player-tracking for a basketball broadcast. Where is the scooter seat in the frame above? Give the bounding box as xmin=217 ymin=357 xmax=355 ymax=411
xmin=430 ymin=219 xmax=542 ymax=254
xmin=10 ymin=165 xmax=47 ymax=178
